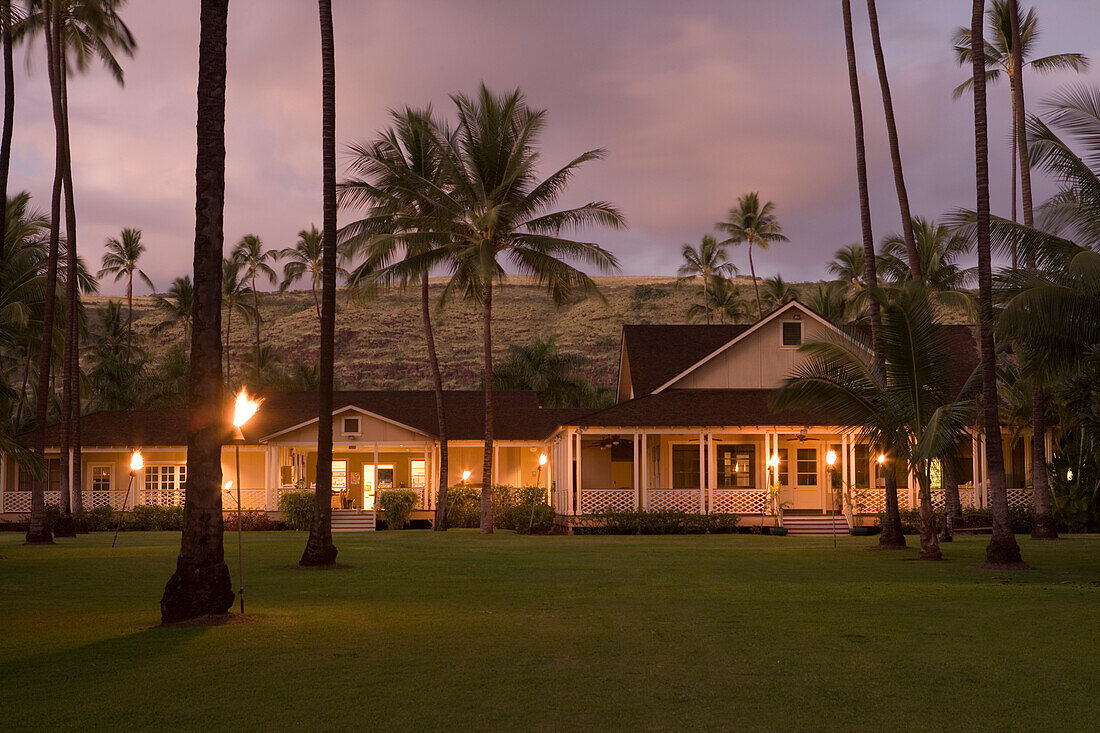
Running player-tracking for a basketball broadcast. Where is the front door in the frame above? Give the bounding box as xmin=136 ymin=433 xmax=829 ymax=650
xmin=362 ymin=464 xmax=395 ymax=511
xmin=781 ymin=441 xmax=821 ymax=510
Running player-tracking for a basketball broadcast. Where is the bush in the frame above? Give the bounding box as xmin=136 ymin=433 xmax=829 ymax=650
xmin=889 ymin=506 xmax=1034 ymax=535
xmin=379 ymin=490 xmax=419 ymax=530
xmin=445 ymin=486 xmax=481 ymax=528
xmin=125 ymin=505 xmax=184 ymax=531
xmin=279 ymin=491 xmax=315 ymax=531
xmin=577 ymin=510 xmax=740 ymax=535
xmin=508 ymin=503 xmax=556 ymax=534
xmin=84 ymin=505 xmax=118 ymax=532
xmin=222 ymin=510 xmax=284 ymax=531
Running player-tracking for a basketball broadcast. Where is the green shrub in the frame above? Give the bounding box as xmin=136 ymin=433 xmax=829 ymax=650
xmin=577 ymin=510 xmax=740 ymax=535
xmin=507 ymin=503 xmax=555 ymax=534
xmin=222 ymin=510 xmax=284 ymax=531
xmin=278 ymin=491 xmax=315 ymax=531
xmin=84 ymin=505 xmax=117 ymax=532
xmin=379 ymin=490 xmax=419 ymax=530
xmin=445 ymin=486 xmax=481 ymax=528
xmin=889 ymin=506 xmax=1034 ymax=535
xmin=125 ymin=505 xmax=183 ymax=531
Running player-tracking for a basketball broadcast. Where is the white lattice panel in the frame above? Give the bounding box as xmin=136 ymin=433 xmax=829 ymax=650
xmin=580 ymin=489 xmax=635 ymax=513
xmin=647 ymin=490 xmax=702 ymax=513
xmin=711 ymin=489 xmax=766 ymax=514
xmin=141 ymin=489 xmax=184 ymax=506
xmin=3 ymin=492 xmax=31 ymax=512
xmin=221 ymin=488 xmax=268 ymax=510
xmin=1006 ymin=488 xmax=1031 ymax=509
xmin=83 ymin=490 xmax=129 ymax=509
xmin=858 ymin=489 xmax=911 ymax=513
xmin=929 ymin=487 xmax=979 ymax=511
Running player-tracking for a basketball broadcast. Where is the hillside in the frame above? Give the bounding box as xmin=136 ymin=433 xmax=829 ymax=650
xmin=90 ymin=275 xmax=964 ymax=392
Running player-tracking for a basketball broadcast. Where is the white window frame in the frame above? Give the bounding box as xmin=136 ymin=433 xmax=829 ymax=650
xmin=89 ymin=463 xmax=114 ymax=492
xmin=144 ymin=464 xmax=187 ymax=492
xmin=341 ymin=416 xmax=362 ymax=436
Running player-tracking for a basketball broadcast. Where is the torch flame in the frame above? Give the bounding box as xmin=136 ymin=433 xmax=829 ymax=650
xmin=224 ymin=480 xmax=233 ymax=492
xmin=539 ymin=453 xmax=548 ymax=467
xmin=461 ymin=470 xmax=472 ymax=483
xmin=877 ymin=453 xmax=886 ymax=465
xmin=826 ymin=450 xmax=837 ymax=467
xmin=233 ymin=388 xmax=264 ymax=428
xmin=130 ymin=450 xmax=144 ymax=472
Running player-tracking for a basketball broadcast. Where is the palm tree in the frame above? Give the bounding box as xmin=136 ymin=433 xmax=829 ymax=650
xmin=969 ymin=0 xmax=1026 ymax=569
xmin=221 ymin=257 xmax=254 ymax=390
xmin=98 ymin=227 xmax=154 ymax=357
xmin=805 ymin=282 xmax=851 ymax=326
xmin=0 ymin=0 xmax=18 ymax=273
xmin=675 ymin=234 xmax=735 ymax=325
xmin=715 ymin=193 xmax=787 ymax=320
xmin=879 ymin=217 xmax=975 ymax=317
xmin=865 ymin=0 xmax=920 ymax=280
xmin=686 ymin=275 xmax=747 ymax=324
xmin=380 ymin=85 xmax=624 ymax=533
xmin=953 ymin=0 xmax=1089 ymax=238
xmin=759 ymin=274 xmax=798 ymax=315
xmin=279 ymin=225 xmax=347 ymax=322
xmin=339 ymin=106 xmax=455 ymax=531
xmin=161 ymin=0 xmax=234 ymax=623
xmin=841 ymin=0 xmax=900 ymax=547
xmin=299 ymin=0 xmax=338 ymax=567
xmin=775 ymin=285 xmax=979 ymax=561
xmin=493 ymin=337 xmax=596 ymax=408
xmin=231 ymin=233 xmax=277 ymax=375
xmin=151 ymin=275 xmax=194 ymax=339
xmin=828 ymin=243 xmax=865 ymax=288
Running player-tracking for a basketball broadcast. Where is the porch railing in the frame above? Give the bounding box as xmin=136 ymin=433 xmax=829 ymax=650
xmin=3 ymin=490 xmax=131 ymax=513
xmin=647 ymin=489 xmax=702 ymax=513
xmin=580 ymin=488 xmax=635 ymax=513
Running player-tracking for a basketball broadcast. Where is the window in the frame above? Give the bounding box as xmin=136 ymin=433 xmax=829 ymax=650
xmin=717 ymin=444 xmax=756 ymax=488
xmin=145 ymin=465 xmax=186 ymax=492
xmin=91 ymin=465 xmax=113 ymax=492
xmin=341 ymin=417 xmax=361 ymax=435
xmin=672 ymin=444 xmax=701 ymax=489
xmin=796 ymin=448 xmax=817 ymax=486
xmin=411 ymin=460 xmax=425 ymax=487
xmin=855 ymin=444 xmax=870 ymax=488
xmin=782 ymin=321 xmax=802 ymax=347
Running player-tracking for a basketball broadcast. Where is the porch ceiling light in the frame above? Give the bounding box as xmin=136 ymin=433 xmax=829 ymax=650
xmin=129 ymin=450 xmax=144 ymax=474
xmin=826 ymin=450 xmax=836 ymax=467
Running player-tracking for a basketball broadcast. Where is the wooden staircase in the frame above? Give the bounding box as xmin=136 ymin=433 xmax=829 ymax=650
xmin=782 ymin=514 xmax=848 ymax=537
xmin=331 ymin=509 xmax=376 ymax=532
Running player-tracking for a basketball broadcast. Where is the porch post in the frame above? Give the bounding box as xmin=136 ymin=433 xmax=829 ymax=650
xmin=423 ymin=444 xmax=431 ymax=509
xmin=1044 ymin=430 xmax=1053 ymax=464
xmin=373 ymin=443 xmax=380 ymax=510
xmin=0 ymin=453 xmax=6 ymax=511
xmin=640 ymin=432 xmax=648 ymax=510
xmin=698 ymin=432 xmax=706 ymax=514
xmin=979 ymin=433 xmax=988 ymax=508
xmin=565 ymin=429 xmax=574 ymax=516
xmin=264 ymin=446 xmax=274 ymax=510
xmin=575 ymin=431 xmax=583 ymax=515
xmin=841 ymin=433 xmax=848 ymax=515
xmin=707 ymin=432 xmax=716 ymax=513
xmin=632 ymin=432 xmax=640 ymax=509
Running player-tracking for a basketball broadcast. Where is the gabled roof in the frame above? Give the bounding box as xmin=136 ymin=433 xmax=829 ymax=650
xmin=570 ymin=389 xmax=847 ymax=429
xmin=651 ymin=300 xmax=858 ymax=394
xmin=621 ymin=323 xmax=750 ymax=397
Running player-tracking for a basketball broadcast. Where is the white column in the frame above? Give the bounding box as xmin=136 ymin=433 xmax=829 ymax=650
xmin=640 ymin=432 xmax=648 ymax=510
xmin=565 ymin=429 xmax=574 ymax=516
xmin=373 ymin=443 xmax=380 ymax=512
xmin=707 ymin=432 xmax=717 ymax=513
xmin=979 ymin=433 xmax=989 ymax=508
xmin=698 ymin=433 xmax=706 ymax=514
xmin=575 ymin=431 xmax=583 ymax=515
xmin=632 ymin=432 xmax=640 ymax=509
xmin=423 ymin=444 xmax=431 ymax=509
xmin=0 ymin=453 xmax=6 ymax=511
xmin=841 ymin=433 xmax=848 ymax=516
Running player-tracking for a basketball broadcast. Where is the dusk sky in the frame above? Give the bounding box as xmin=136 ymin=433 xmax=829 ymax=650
xmin=11 ymin=0 xmax=1100 ymax=295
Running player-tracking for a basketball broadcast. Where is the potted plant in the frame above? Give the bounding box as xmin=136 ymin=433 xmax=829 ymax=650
xmin=763 ymin=479 xmax=790 ymax=536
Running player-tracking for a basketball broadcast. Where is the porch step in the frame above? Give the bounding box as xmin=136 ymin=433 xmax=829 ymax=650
xmin=331 ymin=509 xmax=376 ymax=532
xmin=782 ymin=514 xmax=849 ymax=536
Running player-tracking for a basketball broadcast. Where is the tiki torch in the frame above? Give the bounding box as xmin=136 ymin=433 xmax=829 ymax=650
xmin=112 ymin=450 xmax=143 ymax=548
xmin=231 ymin=388 xmax=263 ymax=615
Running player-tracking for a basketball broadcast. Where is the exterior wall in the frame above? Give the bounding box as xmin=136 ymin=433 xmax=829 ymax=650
xmin=274 ymin=407 xmax=428 ymax=445
xmin=668 ymin=316 xmax=834 ymax=390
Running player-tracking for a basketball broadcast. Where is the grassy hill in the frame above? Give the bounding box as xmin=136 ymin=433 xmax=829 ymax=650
xmin=90 ymin=275 xmax=962 ymax=392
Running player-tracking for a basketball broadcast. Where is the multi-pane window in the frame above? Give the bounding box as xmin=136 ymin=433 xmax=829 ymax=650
xmin=91 ymin=465 xmax=113 ymax=492
xmin=672 ymin=445 xmax=701 ymax=489
xmin=782 ymin=321 xmax=802 ymax=347
xmin=410 ymin=460 xmax=426 ymax=487
xmin=796 ymin=448 xmax=817 ymax=486
xmin=144 ymin=465 xmax=186 ymax=492
xmin=717 ymin=444 xmax=756 ymax=488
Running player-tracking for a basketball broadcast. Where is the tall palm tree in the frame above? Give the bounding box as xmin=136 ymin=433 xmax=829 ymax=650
xmin=279 ymin=225 xmax=347 ymax=321
xmin=221 ymin=257 xmax=254 ymax=390
xmin=879 ymin=217 xmax=975 ymax=317
xmin=231 ymin=233 xmax=277 ymax=375
xmin=675 ymin=234 xmax=735 ymax=325
xmin=715 ymin=192 xmax=787 ymax=320
xmin=381 ymin=85 xmax=624 ymax=533
xmin=98 ymin=227 xmax=154 ymax=357
xmin=759 ymin=274 xmax=798 ymax=315
xmin=841 ymin=0 xmax=901 ymax=547
xmin=0 ymin=0 xmax=18 ymax=273
xmin=827 ymin=243 xmax=865 ymax=288
xmin=299 ymin=0 xmax=338 ymax=567
xmin=686 ymin=274 xmax=747 ymax=324
xmin=493 ymin=337 xmax=594 ymax=408
xmin=970 ymin=0 xmax=1026 ymax=569
xmin=805 ymin=281 xmax=851 ymax=326
xmin=160 ymin=0 xmax=234 ymax=623
xmin=953 ymin=0 xmax=1089 ymax=238
xmin=865 ymin=0 xmax=920 ymax=280
xmin=151 ymin=275 xmax=194 ymax=339
xmin=775 ymin=285 xmax=979 ymax=560
xmin=339 ymin=106 xmax=456 ymax=531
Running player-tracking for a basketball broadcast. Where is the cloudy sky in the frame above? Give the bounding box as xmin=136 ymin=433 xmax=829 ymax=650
xmin=9 ymin=0 xmax=1100 ymax=294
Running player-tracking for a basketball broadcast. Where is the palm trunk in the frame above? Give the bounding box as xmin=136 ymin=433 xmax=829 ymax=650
xmin=748 ymin=238 xmax=761 ymax=321
xmin=844 ymin=0 xmax=902 ymax=547
xmin=126 ymin=275 xmax=133 ymax=362
xmin=480 ymin=279 xmax=494 ymax=534
xmin=703 ymin=273 xmax=711 ymax=325
xmin=940 ymin=449 xmax=961 ymax=542
xmin=160 ymin=0 xmax=234 ymax=623
xmin=972 ymin=0 xmax=1025 ymax=568
xmin=424 ymin=278 xmax=450 ymax=531
xmin=916 ymin=464 xmax=942 ymax=560
xmin=0 ymin=0 xmax=13 ymax=269
xmin=865 ymin=0 xmax=921 ymax=281
xmin=252 ymin=272 xmax=260 ymax=380
xmin=60 ymin=50 xmax=82 ymax=530
xmin=28 ymin=0 xmax=66 ymax=545
xmin=224 ymin=297 xmax=232 ymax=388
xmin=312 ymin=280 xmax=320 ymax=321
xmin=1005 ymin=0 xmax=1056 ymax=540
xmin=15 ymin=344 xmax=31 ymax=426
xmin=300 ymin=0 xmax=338 ymax=567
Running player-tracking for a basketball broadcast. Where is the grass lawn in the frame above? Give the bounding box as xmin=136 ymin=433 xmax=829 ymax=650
xmin=1 ymin=531 xmax=1098 ymax=732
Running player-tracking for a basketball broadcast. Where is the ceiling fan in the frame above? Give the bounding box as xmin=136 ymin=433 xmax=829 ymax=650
xmin=597 ymin=435 xmax=626 ymax=450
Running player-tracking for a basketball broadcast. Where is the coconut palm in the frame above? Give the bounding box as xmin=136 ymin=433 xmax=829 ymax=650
xmin=493 ymin=336 xmax=596 ymax=408
xmin=222 ymin=257 xmax=255 ymax=390
xmin=686 ymin=275 xmax=747 ymax=324
xmin=715 ymin=192 xmax=787 ymax=321
xmin=841 ymin=0 xmax=898 ymax=546
xmin=827 ymin=243 xmax=865 ymax=288
xmin=231 ymin=233 xmax=277 ymax=374
xmin=0 ymin=0 xmax=20 ymax=271
xmin=378 ymin=85 xmax=624 ymax=533
xmin=805 ymin=282 xmax=851 ymax=326
xmin=775 ymin=285 xmax=979 ymax=560
xmin=969 ymin=0 xmax=1025 ymax=569
xmin=279 ymin=225 xmax=347 ymax=321
xmin=953 ymin=0 xmax=1089 ymax=236
xmin=98 ymin=227 xmax=154 ymax=356
xmin=759 ymin=274 xmax=798 ymax=315
xmin=161 ymin=0 xmax=234 ymax=623
xmin=339 ymin=106 xmax=456 ymax=531
xmin=879 ymin=217 xmax=975 ymax=317
xmin=299 ymin=0 xmax=339 ymax=567
xmin=865 ymin=0 xmax=920 ymax=280
xmin=151 ymin=275 xmax=193 ymax=339
xmin=675 ymin=234 xmax=736 ymax=325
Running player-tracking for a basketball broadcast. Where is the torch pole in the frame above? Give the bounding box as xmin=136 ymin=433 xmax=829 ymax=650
xmin=235 ymin=442 xmax=244 ymax=615
xmin=830 ymin=472 xmax=836 ymax=549
xmin=111 ymin=472 xmax=135 ymax=548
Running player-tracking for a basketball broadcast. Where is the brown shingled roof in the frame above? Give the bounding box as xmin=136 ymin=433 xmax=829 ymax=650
xmin=622 ymin=324 xmax=750 ymax=396
xmin=571 ymin=389 xmax=845 ymax=429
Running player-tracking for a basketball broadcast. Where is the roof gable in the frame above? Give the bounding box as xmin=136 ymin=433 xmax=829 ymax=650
xmin=621 ymin=323 xmax=750 ymax=397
